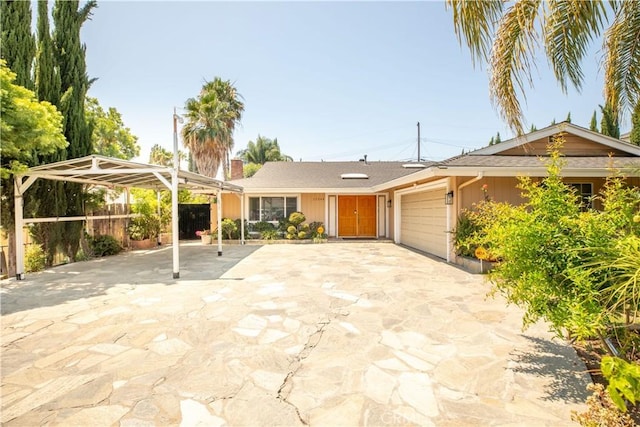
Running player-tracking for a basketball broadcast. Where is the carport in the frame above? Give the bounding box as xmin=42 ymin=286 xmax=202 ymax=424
xmin=13 ymin=155 xmax=244 ymax=280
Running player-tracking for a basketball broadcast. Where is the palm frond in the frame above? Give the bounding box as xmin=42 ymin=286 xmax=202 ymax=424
xmin=604 ymin=0 xmax=640 ymax=119
xmin=446 ymin=0 xmax=504 ymax=66
xmin=489 ymin=0 xmax=542 ymax=135
xmin=544 ymin=0 xmax=607 ymax=93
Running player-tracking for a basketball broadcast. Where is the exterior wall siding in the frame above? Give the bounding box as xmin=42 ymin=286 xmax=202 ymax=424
xmin=210 ymin=193 xmax=241 ymax=228
xmin=300 ymin=193 xmax=325 ymax=224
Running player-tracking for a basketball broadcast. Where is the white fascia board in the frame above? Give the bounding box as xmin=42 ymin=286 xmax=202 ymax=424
xmin=394 ymin=178 xmax=449 ymax=196
xmin=239 ymin=187 xmax=376 ymax=194
xmin=372 ymin=168 xmax=437 ymax=192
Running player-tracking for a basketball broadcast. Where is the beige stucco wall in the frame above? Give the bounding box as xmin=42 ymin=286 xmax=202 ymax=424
xmin=210 ymin=193 xmax=242 ymax=227
xmin=300 ymin=193 xmax=325 ymax=224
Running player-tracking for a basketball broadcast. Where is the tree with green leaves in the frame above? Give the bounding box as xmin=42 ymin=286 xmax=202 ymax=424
xmin=149 ymin=144 xmax=185 ymax=167
xmin=447 ymin=1 xmax=640 ymax=135
xmin=53 ymin=0 xmax=97 ymax=260
xmin=600 ymin=104 xmax=621 ymax=139
xmin=35 ymin=0 xmax=60 ymax=105
xmin=30 ymin=0 xmax=68 ymax=266
xmin=629 ymin=100 xmax=640 ymax=146
xmin=182 ymin=78 xmax=244 ymax=178
xmin=590 ymin=110 xmax=599 ymax=132
xmin=0 ymin=61 xmax=67 ymax=275
xmin=565 ymin=111 xmax=572 ymax=123
xmin=236 ymin=135 xmax=292 ymax=164
xmin=86 ymin=97 xmax=140 ymax=160
xmin=0 ymin=0 xmax=35 ymax=90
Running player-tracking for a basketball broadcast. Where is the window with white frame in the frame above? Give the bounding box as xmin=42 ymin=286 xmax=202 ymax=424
xmin=569 ymin=183 xmax=593 ymax=210
xmin=249 ymin=196 xmax=298 ymax=222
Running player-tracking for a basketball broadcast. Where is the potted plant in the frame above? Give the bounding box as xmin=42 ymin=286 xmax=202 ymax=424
xmin=127 ymin=215 xmax=161 ymax=249
xmin=196 ymin=229 xmax=212 ymax=244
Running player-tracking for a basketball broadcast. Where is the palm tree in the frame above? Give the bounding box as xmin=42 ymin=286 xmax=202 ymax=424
xmin=447 ymin=0 xmax=639 ymax=135
xmin=181 ymin=78 xmax=244 ymax=178
xmin=236 ymin=135 xmax=293 ymax=164
xmin=149 ymin=144 xmax=176 ymax=167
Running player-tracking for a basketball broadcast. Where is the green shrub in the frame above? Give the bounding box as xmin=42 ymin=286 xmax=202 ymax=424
xmin=260 ymin=229 xmax=280 ymax=240
xmin=91 ymin=235 xmax=122 ymax=257
xmin=253 ymin=221 xmax=275 ymax=233
xmin=453 ymin=211 xmax=479 ymax=257
xmin=127 ymin=215 xmax=161 ymax=241
xmin=25 ymin=244 xmax=45 ymax=273
xmin=220 ymin=218 xmax=238 ymax=240
xmin=298 ymin=231 xmax=307 ymax=239
xmin=288 ymin=212 xmax=306 ymax=226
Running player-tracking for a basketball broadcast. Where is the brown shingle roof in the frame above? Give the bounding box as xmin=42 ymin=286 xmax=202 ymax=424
xmin=231 ymin=161 xmax=432 ymax=190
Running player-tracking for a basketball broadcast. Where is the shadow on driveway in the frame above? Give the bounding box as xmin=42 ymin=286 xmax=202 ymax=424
xmin=0 ymin=242 xmax=260 ymax=316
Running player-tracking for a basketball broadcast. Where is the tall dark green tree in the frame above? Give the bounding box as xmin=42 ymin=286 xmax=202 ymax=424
xmin=630 ymin=101 xmax=640 ymax=146
xmin=590 ymin=110 xmax=598 ymax=132
xmin=31 ymin=0 xmax=67 ymax=266
xmin=600 ymin=104 xmax=620 ymax=139
xmin=53 ymin=0 xmax=97 ymax=260
xmin=565 ymin=112 xmax=571 ymax=123
xmin=0 ymin=0 xmax=35 ymax=89
xmin=35 ymin=0 xmax=60 ymax=106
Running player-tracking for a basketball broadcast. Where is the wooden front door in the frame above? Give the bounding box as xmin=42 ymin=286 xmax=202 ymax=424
xmin=338 ymin=195 xmax=377 ymax=237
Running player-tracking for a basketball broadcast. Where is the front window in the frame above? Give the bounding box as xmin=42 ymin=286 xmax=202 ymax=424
xmin=249 ymin=196 xmax=298 ymax=222
xmin=569 ymin=183 xmax=593 ymax=210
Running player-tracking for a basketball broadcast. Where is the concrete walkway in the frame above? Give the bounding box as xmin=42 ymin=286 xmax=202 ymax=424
xmin=1 ymin=243 xmax=590 ymax=426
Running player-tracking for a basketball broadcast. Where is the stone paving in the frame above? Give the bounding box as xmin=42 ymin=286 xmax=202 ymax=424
xmin=1 ymin=242 xmax=590 ymax=426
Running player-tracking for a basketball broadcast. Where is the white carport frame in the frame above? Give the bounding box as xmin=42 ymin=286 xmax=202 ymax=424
xmin=13 ymin=155 xmax=244 ymax=280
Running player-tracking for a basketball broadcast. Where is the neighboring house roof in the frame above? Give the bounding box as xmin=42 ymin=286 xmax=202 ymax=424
xmin=469 ymin=122 xmax=640 ymax=157
xmin=231 ymin=161 xmax=432 ymax=193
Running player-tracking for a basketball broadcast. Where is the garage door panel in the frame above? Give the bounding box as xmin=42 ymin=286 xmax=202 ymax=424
xmin=400 ymin=189 xmax=447 ymax=259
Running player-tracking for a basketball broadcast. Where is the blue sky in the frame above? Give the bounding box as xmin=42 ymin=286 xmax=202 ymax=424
xmin=80 ymin=1 xmax=618 ymax=163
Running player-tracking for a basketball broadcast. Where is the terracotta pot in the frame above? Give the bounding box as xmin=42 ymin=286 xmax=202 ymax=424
xmin=130 ymin=239 xmax=156 ymax=250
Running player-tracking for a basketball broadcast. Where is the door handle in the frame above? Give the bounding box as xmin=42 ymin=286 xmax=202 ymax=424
xmin=354 ymin=210 xmax=357 ymax=215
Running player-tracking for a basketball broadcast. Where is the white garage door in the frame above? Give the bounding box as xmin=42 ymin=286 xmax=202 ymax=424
xmin=400 ymin=188 xmax=448 ymax=259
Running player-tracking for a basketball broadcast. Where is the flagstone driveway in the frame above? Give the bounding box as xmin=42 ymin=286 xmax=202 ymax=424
xmin=1 ymin=242 xmax=589 ymax=426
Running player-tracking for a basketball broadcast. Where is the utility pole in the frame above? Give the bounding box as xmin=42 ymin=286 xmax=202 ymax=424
xmin=417 ymin=121 xmax=421 ymax=162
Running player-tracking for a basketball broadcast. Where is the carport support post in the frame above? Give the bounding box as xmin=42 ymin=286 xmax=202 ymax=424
xmin=240 ymin=193 xmax=245 ymax=244
xmin=217 ymin=189 xmax=222 ymax=256
xmin=171 ymin=170 xmax=180 ymax=278
xmin=14 ymin=178 xmax=25 ymax=280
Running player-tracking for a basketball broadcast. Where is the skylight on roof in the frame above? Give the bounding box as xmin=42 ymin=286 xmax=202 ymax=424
xmin=341 ymin=173 xmax=369 ymax=179
xmin=402 ymin=163 xmax=426 ymax=169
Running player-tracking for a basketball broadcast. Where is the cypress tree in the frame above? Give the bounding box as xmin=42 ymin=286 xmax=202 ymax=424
xmin=0 ymin=0 xmax=35 ymax=89
xmin=53 ymin=0 xmax=96 ymax=260
xmin=32 ymin=0 xmax=66 ymax=265
xmin=590 ymin=111 xmax=598 ymax=132
xmin=35 ymin=0 xmax=60 ymax=105
xmin=630 ymin=101 xmax=640 ymax=146
xmin=600 ymin=104 xmax=620 ymax=139
xmin=565 ymin=112 xmax=571 ymax=123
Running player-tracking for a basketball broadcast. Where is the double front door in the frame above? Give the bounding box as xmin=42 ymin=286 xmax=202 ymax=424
xmin=338 ymin=195 xmax=376 ymax=237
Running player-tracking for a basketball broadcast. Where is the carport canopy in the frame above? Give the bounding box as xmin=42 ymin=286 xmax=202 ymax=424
xmin=13 ymin=155 xmax=244 ymax=280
